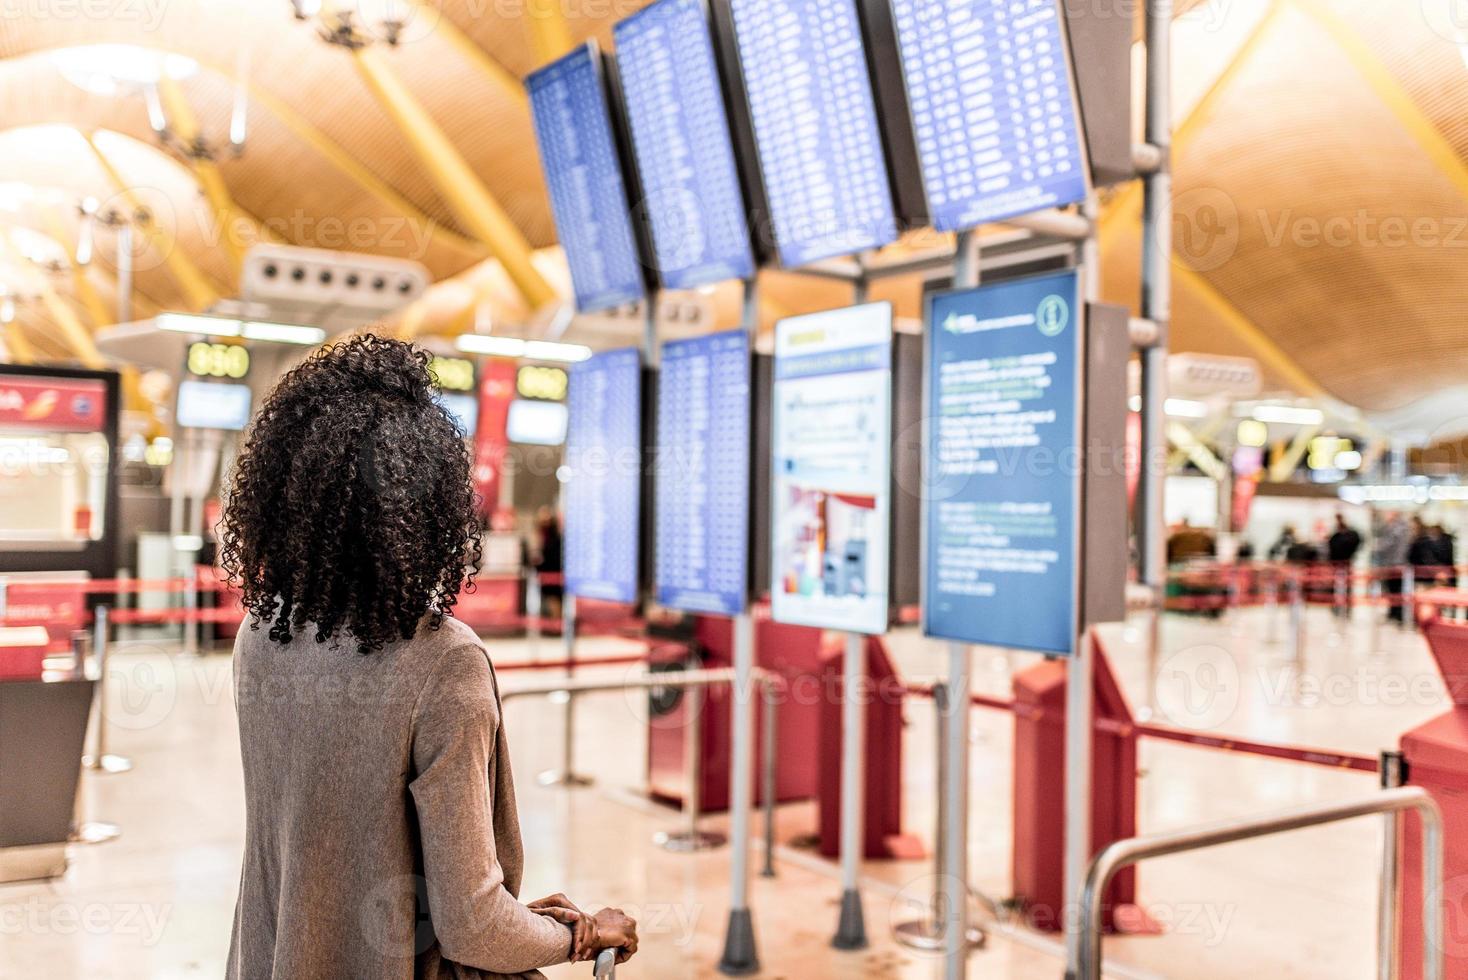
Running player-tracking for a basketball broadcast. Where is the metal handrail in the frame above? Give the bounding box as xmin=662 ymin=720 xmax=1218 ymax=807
xmin=593 ymin=948 xmax=618 ymax=978
xmin=1077 ymin=787 xmax=1444 ymax=980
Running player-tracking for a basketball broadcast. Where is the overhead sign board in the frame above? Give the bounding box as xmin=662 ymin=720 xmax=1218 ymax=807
xmin=564 ymin=348 xmax=643 ymax=603
xmin=527 ymin=43 xmax=648 ymax=313
xmin=654 ymin=329 xmax=752 ymax=615
xmin=769 ymin=302 xmax=893 ymax=634
xmin=614 ymin=0 xmax=757 ymax=289
xmin=923 ymin=269 xmax=1082 ymax=654
xmin=727 ymin=0 xmax=901 ymax=267
xmin=887 ymin=0 xmax=1089 ymax=232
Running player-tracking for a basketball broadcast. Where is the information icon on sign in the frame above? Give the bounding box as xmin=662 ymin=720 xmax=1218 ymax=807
xmin=1036 ymin=294 xmax=1069 ymax=336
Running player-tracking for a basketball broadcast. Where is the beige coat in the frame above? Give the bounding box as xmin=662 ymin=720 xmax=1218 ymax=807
xmin=228 ymin=616 xmax=572 ymax=979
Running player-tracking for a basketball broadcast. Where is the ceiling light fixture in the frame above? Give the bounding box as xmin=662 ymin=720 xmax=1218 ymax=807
xmin=1252 ymin=405 xmax=1325 ymax=426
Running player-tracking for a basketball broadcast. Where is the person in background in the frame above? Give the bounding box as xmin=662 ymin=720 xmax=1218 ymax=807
xmin=1374 ymin=511 xmax=1411 ymax=624
xmin=1431 ymin=524 xmax=1458 ymax=588
xmin=1408 ymin=516 xmax=1437 ymax=575
xmin=531 ymin=506 xmax=564 ymax=620
xmin=218 ymin=337 xmax=636 ymax=979
xmin=1326 ymin=514 xmax=1363 ymax=616
xmin=1269 ymin=524 xmax=1299 ymax=561
xmin=1166 ymin=517 xmax=1216 ymax=564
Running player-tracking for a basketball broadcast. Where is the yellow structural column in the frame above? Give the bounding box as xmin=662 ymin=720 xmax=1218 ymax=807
xmin=525 ymin=0 xmax=575 ymax=65
xmin=83 ymin=132 xmax=219 ymax=312
xmin=348 ymin=45 xmax=558 ymax=311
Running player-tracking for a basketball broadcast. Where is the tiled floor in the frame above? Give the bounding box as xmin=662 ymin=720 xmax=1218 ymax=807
xmin=0 ymin=604 xmax=1445 ymax=978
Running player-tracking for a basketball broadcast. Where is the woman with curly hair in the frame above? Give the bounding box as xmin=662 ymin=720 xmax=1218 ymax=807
xmin=220 ymin=335 xmax=636 ymax=979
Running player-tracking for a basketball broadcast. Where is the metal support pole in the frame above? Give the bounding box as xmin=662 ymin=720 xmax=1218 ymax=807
xmin=657 ymin=676 xmax=725 ymax=852
xmin=761 ymin=678 xmax=778 ymax=879
xmin=1379 ymin=751 xmax=1405 ymax=980
xmin=719 ymin=611 xmax=759 ymax=974
xmin=1404 ymin=565 xmax=1416 ymax=630
xmin=896 ymin=682 xmax=950 ymax=952
xmin=942 ymin=643 xmax=981 ymax=976
xmin=1136 ymin=0 xmax=1173 ymax=749
xmin=115 ymin=223 xmax=133 ymax=324
xmin=526 ymin=569 xmax=542 ymax=659
xmin=1290 ymin=574 xmax=1306 ymax=662
xmin=82 ymin=605 xmax=131 ymax=774
xmin=539 ymin=592 xmax=591 ymax=787
xmin=643 ymin=293 xmax=659 ymax=364
xmin=1265 ymin=566 xmax=1281 ymax=644
xmin=833 ymin=631 xmax=868 ymax=949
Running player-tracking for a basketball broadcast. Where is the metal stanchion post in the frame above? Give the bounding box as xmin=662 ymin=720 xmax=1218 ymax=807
xmin=1379 ymin=750 xmax=1404 ymax=980
xmin=1370 ymin=576 xmax=1383 ymax=651
xmin=539 ymin=593 xmax=591 ymax=787
xmin=719 ymin=611 xmax=758 ymax=974
xmin=82 ymin=605 xmax=131 ymax=774
xmin=1335 ymin=566 xmax=1349 ymax=621
xmin=526 ymin=570 xmax=542 ymax=660
xmin=832 ymin=631 xmax=868 ymax=949
xmin=1404 ymin=565 xmax=1416 ymax=630
xmin=1265 ymin=567 xmax=1280 ymax=644
xmin=1290 ymin=573 xmax=1306 ymax=662
xmin=71 ymin=620 xmax=122 ymax=845
xmin=656 ymin=678 xmax=725 ymax=852
xmin=182 ymin=566 xmax=200 ymax=658
xmin=761 ymin=677 xmax=777 ymax=879
xmin=896 ymin=681 xmax=986 ymax=957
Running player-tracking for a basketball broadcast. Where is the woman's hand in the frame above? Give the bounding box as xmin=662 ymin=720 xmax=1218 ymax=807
xmin=527 ymin=894 xmax=599 ymax=962
xmin=591 ymin=907 xmax=638 ymax=963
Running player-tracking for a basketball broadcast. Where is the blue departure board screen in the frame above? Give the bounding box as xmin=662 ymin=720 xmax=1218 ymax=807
xmin=527 ymin=45 xmax=647 ymax=313
xmin=564 ymin=348 xmax=643 ymax=603
xmin=889 ymin=0 xmax=1088 ymax=232
xmin=729 ymin=0 xmax=899 ymax=268
xmin=923 ymin=270 xmax=1081 ymax=654
xmin=614 ymin=0 xmax=756 ymax=290
xmin=654 ymin=329 xmax=751 ymax=615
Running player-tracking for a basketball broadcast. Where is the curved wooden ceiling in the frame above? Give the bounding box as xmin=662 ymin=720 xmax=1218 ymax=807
xmin=0 ymin=0 xmax=1462 ymax=421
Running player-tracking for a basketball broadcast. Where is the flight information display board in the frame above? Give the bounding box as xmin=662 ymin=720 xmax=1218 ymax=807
xmin=889 ymin=0 xmax=1088 ymax=232
xmin=614 ymin=0 xmax=756 ymax=290
xmin=770 ymin=302 xmax=893 ymax=634
xmin=654 ymin=329 xmax=751 ymax=615
xmin=923 ymin=269 xmax=1081 ymax=654
xmin=728 ymin=0 xmax=899 ymax=268
xmin=564 ymin=348 xmax=643 ymax=603
xmin=527 ymin=44 xmax=647 ymax=313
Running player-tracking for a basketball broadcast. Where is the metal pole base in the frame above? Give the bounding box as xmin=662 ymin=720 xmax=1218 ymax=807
xmin=82 ymin=754 xmax=133 ymax=774
xmin=832 ymin=888 xmax=868 ymax=950
xmin=536 ymin=770 xmax=593 ymax=788
xmin=717 ymin=907 xmax=760 ymax=975
xmin=892 ymin=918 xmax=987 ymax=952
xmin=654 ymin=829 xmax=726 ymax=853
xmin=70 ymin=821 xmax=121 ymax=845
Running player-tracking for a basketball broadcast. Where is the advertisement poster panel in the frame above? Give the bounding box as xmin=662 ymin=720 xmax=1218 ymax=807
xmin=770 ymin=303 xmax=893 ymax=634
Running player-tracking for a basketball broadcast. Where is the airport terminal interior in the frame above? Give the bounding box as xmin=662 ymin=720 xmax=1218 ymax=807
xmin=2 ymin=0 xmax=1468 ymax=978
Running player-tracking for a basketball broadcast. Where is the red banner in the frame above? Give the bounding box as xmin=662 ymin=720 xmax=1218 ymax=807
xmin=471 ymin=359 xmax=516 ymax=515
xmin=0 ymin=375 xmax=106 ymax=432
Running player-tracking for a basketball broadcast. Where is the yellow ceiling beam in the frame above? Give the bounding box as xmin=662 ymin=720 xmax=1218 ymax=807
xmin=155 ymin=75 xmax=279 ymax=275
xmin=402 ymin=1 xmax=529 ymax=108
xmin=40 ymin=206 xmax=111 ymax=329
xmin=1174 ymin=264 xmax=1329 ymax=400
xmin=82 ymin=132 xmax=219 ymax=312
xmin=1268 ymin=424 xmax=1321 ymax=482
xmin=3 ymin=322 xmax=35 ymax=363
xmin=5 ymin=42 xmax=486 ymax=261
xmin=0 ymin=232 xmax=105 ymax=368
xmin=526 ymin=0 xmax=576 ymax=65
xmin=348 ymin=43 xmax=558 ymax=310
xmin=1292 ymin=0 xmax=1468 ymax=202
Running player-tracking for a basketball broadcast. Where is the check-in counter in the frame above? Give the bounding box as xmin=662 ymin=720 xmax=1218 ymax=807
xmin=0 ymin=645 xmax=95 ymax=882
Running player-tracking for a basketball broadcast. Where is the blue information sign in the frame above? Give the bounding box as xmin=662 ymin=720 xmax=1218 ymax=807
xmin=729 ymin=0 xmax=898 ymax=268
xmin=654 ymin=329 xmax=751 ymax=615
xmin=889 ymin=0 xmax=1088 ymax=232
xmin=923 ymin=270 xmax=1081 ymax=654
xmin=565 ymin=348 xmax=643 ymax=603
xmin=527 ymin=44 xmax=647 ymax=313
xmin=614 ymin=0 xmax=756 ymax=290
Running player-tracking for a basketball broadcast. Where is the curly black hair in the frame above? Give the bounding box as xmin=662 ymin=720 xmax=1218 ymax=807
xmin=218 ymin=334 xmax=482 ymax=653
